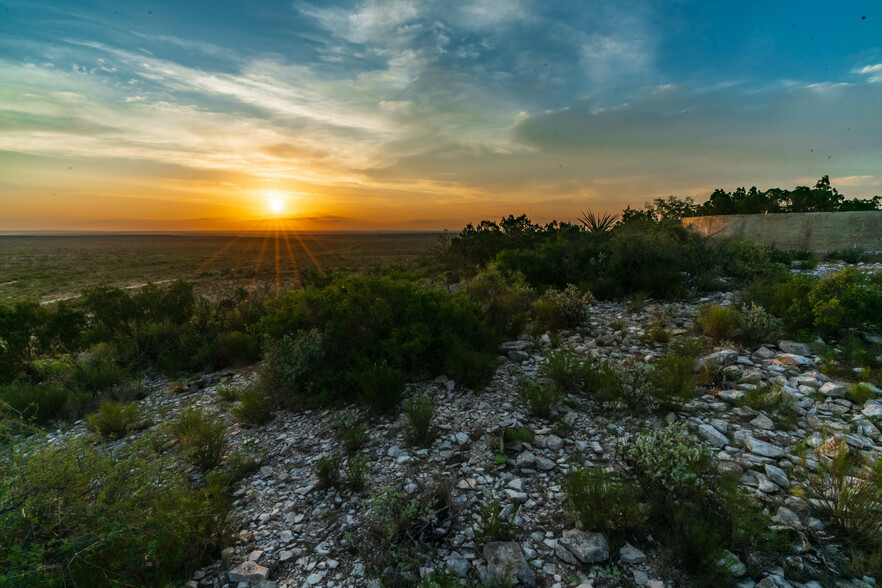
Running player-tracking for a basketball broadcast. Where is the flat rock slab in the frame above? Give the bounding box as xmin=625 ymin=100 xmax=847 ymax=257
xmin=228 ymin=561 xmax=270 ymax=583
xmin=483 ymin=542 xmax=535 ymax=587
xmin=744 ymin=436 xmax=784 ymax=458
xmin=558 ymin=529 xmax=609 ymax=564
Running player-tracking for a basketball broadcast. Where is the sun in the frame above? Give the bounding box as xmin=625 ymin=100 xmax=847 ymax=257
xmin=269 ymin=197 xmax=283 ymax=215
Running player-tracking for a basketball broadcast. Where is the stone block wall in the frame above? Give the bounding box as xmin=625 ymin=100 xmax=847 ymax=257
xmin=682 ymin=211 xmax=882 ymax=253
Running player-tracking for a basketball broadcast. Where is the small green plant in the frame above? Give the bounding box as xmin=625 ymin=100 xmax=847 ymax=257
xmin=848 ymin=382 xmax=878 ymax=405
xmin=540 ymin=348 xmax=582 ymax=392
xmin=563 ymin=466 xmax=645 ymax=545
xmin=475 ymin=499 xmax=518 ymax=543
xmin=230 ymin=384 xmax=274 ymax=425
xmin=215 ymin=384 xmax=239 ymax=402
xmin=609 ymin=319 xmax=625 ymax=332
xmin=169 ymin=408 xmax=228 ymax=472
xmin=315 ymin=453 xmax=342 ymax=489
xmin=341 ymin=421 xmax=369 ymax=453
xmin=643 ymin=324 xmax=671 ymax=344
xmin=518 ymin=379 xmax=558 ymax=418
xmin=696 ymin=304 xmax=741 ymax=341
xmin=345 ymin=453 xmax=370 ymax=492
xmin=86 ymin=401 xmax=139 ymax=440
xmin=627 ymin=291 xmax=648 ymax=313
xmin=403 ymin=396 xmax=437 ymax=447
xmin=357 ymin=482 xmax=452 ymax=587
xmin=737 ymin=382 xmax=798 ymax=425
xmin=650 ymin=338 xmax=703 ymax=408
xmin=503 ymin=426 xmax=534 ymax=444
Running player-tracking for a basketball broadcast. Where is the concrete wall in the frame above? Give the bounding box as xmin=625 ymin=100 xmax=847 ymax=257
xmin=683 ymin=211 xmax=882 ymax=253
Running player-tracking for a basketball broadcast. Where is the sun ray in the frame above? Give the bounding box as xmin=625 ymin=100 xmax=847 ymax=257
xmin=250 ymin=226 xmax=272 ymax=288
xmin=280 ymin=227 xmax=303 ymax=288
xmin=280 ymin=218 xmax=324 ymax=275
xmin=274 ymin=220 xmax=281 ymax=294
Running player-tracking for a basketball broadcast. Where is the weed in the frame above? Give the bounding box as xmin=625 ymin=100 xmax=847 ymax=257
xmin=737 ymin=383 xmax=798 ymax=425
xmin=643 ymin=324 xmax=671 ymax=344
xmin=315 ymin=453 xmax=342 ymax=489
xmin=563 ymin=466 xmax=645 ymax=545
xmin=475 ymin=499 xmax=518 ymax=543
xmin=627 ymin=291 xmax=648 ymax=313
xmin=502 ymin=427 xmax=534 ymax=445
xmin=230 ymin=383 xmax=274 ymax=425
xmin=807 ymin=447 xmax=882 ymax=549
xmin=849 ymin=382 xmax=878 ymax=405
xmin=169 ymin=409 xmax=228 ymax=472
xmin=356 ymin=482 xmax=453 ymax=587
xmin=518 ymin=379 xmax=558 ymax=418
xmin=696 ymin=304 xmax=741 ymax=341
xmin=86 ymin=401 xmax=139 ymax=440
xmin=341 ymin=421 xmax=369 ymax=453
xmin=609 ymin=319 xmax=625 ymax=332
xmin=650 ymin=338 xmax=703 ymax=408
xmin=344 ymin=453 xmax=370 ymax=492
xmin=540 ymin=348 xmax=582 ymax=392
xmin=403 ymin=396 xmax=437 ymax=447
xmin=215 ymin=384 xmax=239 ymax=402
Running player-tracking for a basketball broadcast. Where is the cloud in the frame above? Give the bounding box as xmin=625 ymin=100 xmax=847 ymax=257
xmin=855 ymin=63 xmax=882 ymax=82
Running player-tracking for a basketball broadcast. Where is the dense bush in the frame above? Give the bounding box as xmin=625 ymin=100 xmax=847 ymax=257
xmin=745 ymin=267 xmax=882 ymax=340
xmin=256 ymin=273 xmax=499 ymax=409
xmin=696 ymin=304 xmax=742 ymax=341
xmin=86 ymin=401 xmax=139 ymax=440
xmin=533 ymin=284 xmax=593 ymax=330
xmin=0 ymin=431 xmax=231 ymax=587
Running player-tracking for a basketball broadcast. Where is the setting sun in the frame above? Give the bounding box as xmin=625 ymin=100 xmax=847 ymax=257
xmin=269 ymin=197 xmax=283 ymax=215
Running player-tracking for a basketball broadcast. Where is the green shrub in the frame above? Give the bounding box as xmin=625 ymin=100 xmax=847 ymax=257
xmin=643 ymin=324 xmax=672 ymax=344
xmin=808 ymin=267 xmax=882 ymax=338
xmin=0 ymin=382 xmax=71 ymax=424
xmin=718 ymin=238 xmax=781 ymax=282
xmin=518 ymin=379 xmax=558 ymax=418
xmin=358 ymin=364 xmax=404 ymax=414
xmin=650 ymin=339 xmax=703 ymax=408
xmin=196 ymin=330 xmax=261 ymax=369
xmin=230 ymin=384 xmax=274 ymax=425
xmin=475 ymin=499 xmax=518 ymax=543
xmin=169 ymin=409 xmax=228 ymax=472
xmin=582 ymin=359 xmax=622 ymax=405
xmin=445 ymin=347 xmax=497 ymax=390
xmin=808 ymin=447 xmax=882 ymax=550
xmin=563 ymin=466 xmax=645 ymax=545
xmin=0 ymin=434 xmax=231 ymax=587
xmin=849 ymin=382 xmax=878 ymax=405
xmin=86 ymin=401 xmax=139 ymax=440
xmin=696 ymin=304 xmax=741 ymax=341
xmin=344 ymin=453 xmax=370 ymax=492
xmin=540 ymin=348 xmax=582 ymax=392
xmin=737 ymin=383 xmax=798 ymax=425
xmin=357 ymin=482 xmax=452 ymax=587
xmin=403 ymin=396 xmax=437 ymax=447
xmin=261 ymin=329 xmax=325 ymax=405
xmin=257 ymin=274 xmax=499 ymax=410
xmin=215 ymin=384 xmax=239 ymax=402
xmin=315 ymin=453 xmax=342 ymax=489
xmin=624 ymin=423 xmax=716 ymax=505
xmin=583 ymin=359 xmax=654 ymax=411
xmin=463 ymin=264 xmax=533 ymax=337
xmin=340 ymin=422 xmax=369 ymax=453
xmin=737 ymin=302 xmax=783 ymax=346
xmin=533 ymin=284 xmax=593 ymax=330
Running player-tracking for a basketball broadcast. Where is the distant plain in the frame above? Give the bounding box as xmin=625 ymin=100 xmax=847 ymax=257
xmin=0 ymin=233 xmax=440 ymax=304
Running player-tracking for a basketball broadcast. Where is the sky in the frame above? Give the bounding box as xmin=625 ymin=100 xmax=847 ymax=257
xmin=1 ymin=0 xmax=881 ymax=232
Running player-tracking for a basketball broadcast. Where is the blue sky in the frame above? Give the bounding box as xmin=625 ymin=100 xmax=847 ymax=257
xmin=1 ymin=0 xmax=880 ymax=230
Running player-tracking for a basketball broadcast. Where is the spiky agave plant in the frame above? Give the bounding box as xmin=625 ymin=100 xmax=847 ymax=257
xmin=579 ymin=209 xmax=619 ymax=232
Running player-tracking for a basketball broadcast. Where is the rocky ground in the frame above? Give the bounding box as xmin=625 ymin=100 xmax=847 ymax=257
xmin=54 ymin=262 xmax=882 ymax=588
